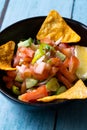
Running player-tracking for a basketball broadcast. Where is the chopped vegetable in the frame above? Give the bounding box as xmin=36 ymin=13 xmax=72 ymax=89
xmin=18 ymin=85 xmax=48 ymax=102
xmin=26 ymin=78 xmax=38 ymax=89
xmin=56 ymin=86 xmax=67 ymax=95
xmin=31 ymin=49 xmax=44 ymax=64
xmin=46 ymin=78 xmax=60 ymax=92
xmin=12 ymin=85 xmax=20 ymax=95
xmin=56 ymin=50 xmax=66 ymax=61
xmin=18 ymin=38 xmax=33 ymax=47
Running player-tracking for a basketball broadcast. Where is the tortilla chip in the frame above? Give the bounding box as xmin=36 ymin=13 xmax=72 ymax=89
xmin=37 ymin=80 xmax=87 ymax=102
xmin=0 ymin=41 xmax=16 ymax=70
xmin=36 ymin=10 xmax=81 ymax=43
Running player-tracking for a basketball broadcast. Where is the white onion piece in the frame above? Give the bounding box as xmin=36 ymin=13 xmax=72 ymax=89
xmin=54 ymin=37 xmax=63 ymax=46
xmin=38 ymin=77 xmax=52 ymax=86
xmin=36 ymin=55 xmax=45 ymax=64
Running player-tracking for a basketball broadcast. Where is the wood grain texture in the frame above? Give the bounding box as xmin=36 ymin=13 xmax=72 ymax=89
xmin=56 ymin=100 xmax=87 ymax=130
xmin=0 ymin=93 xmax=56 ymax=130
xmin=0 ymin=0 xmax=69 ymax=129
xmin=1 ymin=0 xmax=73 ymax=31
xmin=0 ymin=0 xmax=6 ymax=29
xmin=0 ymin=0 xmax=6 ymax=17
xmin=72 ymin=0 xmax=87 ymax=25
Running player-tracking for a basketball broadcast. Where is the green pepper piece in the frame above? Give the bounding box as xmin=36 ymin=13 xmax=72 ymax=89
xmin=18 ymin=37 xmax=33 ymax=47
xmin=12 ymin=85 xmax=20 ymax=95
xmin=56 ymin=86 xmax=67 ymax=95
xmin=41 ymin=43 xmax=55 ymax=52
xmin=46 ymin=78 xmax=60 ymax=92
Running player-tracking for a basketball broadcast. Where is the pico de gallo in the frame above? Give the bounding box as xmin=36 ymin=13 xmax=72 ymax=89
xmin=3 ymin=37 xmax=80 ymax=102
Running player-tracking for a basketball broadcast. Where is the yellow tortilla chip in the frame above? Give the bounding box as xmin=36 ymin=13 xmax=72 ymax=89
xmin=36 ymin=10 xmax=81 ymax=43
xmin=37 ymin=80 xmax=87 ymax=102
xmin=0 ymin=41 xmax=16 ymax=70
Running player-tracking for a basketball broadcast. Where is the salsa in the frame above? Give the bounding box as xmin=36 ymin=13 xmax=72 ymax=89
xmin=3 ymin=37 xmax=80 ymax=102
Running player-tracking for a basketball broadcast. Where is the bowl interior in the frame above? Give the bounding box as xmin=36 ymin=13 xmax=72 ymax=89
xmin=0 ymin=16 xmax=87 ymax=108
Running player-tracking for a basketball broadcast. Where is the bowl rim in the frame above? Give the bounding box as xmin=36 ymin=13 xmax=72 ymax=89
xmin=0 ymin=16 xmax=87 ymax=108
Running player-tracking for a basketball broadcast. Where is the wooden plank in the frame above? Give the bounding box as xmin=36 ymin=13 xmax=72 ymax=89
xmin=0 ymin=1 xmax=74 ymax=130
xmin=0 ymin=0 xmax=6 ymax=17
xmin=0 ymin=93 xmax=55 ymax=130
xmin=72 ymin=0 xmax=87 ymax=25
xmin=56 ymin=101 xmax=87 ymax=130
xmin=0 ymin=0 xmax=7 ymax=29
xmin=1 ymin=0 xmax=73 ymax=31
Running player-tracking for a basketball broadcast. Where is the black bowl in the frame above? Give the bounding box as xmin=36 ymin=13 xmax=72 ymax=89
xmin=0 ymin=16 xmax=87 ymax=110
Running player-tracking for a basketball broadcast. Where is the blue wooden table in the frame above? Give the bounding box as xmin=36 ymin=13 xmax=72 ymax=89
xmin=0 ymin=0 xmax=87 ymax=130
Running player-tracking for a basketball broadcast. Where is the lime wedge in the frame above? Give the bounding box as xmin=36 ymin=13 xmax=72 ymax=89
xmin=75 ymin=45 xmax=87 ymax=80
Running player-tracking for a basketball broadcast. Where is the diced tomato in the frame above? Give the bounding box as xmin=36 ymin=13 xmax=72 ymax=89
xmin=69 ymin=55 xmax=79 ymax=74
xmin=13 ymin=47 xmax=35 ymax=66
xmin=30 ymin=63 xmax=51 ymax=80
xmin=40 ymin=38 xmax=54 ymax=46
xmin=51 ymin=67 xmax=59 ymax=76
xmin=59 ymin=64 xmax=76 ymax=83
xmin=57 ymin=72 xmax=72 ymax=89
xmin=13 ymin=55 xmax=20 ymax=67
xmin=63 ymin=58 xmax=69 ymax=68
xmin=60 ymin=46 xmax=75 ymax=57
xmin=24 ymin=48 xmax=34 ymax=58
xmin=18 ymin=85 xmax=48 ymax=102
xmin=61 ymin=48 xmax=71 ymax=57
xmin=32 ymin=72 xmax=49 ymax=80
xmin=18 ymin=47 xmax=34 ymax=58
xmin=58 ymin=43 xmax=70 ymax=50
xmin=49 ymin=57 xmax=61 ymax=67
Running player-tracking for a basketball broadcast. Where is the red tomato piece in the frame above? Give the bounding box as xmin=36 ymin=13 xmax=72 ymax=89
xmin=60 ymin=46 xmax=75 ymax=57
xmin=19 ymin=85 xmax=48 ymax=102
xmin=51 ymin=67 xmax=59 ymax=76
xmin=57 ymin=72 xmax=72 ymax=89
xmin=63 ymin=58 xmax=70 ymax=68
xmin=30 ymin=63 xmax=51 ymax=80
xmin=69 ymin=55 xmax=79 ymax=74
xmin=40 ymin=38 xmax=54 ymax=45
xmin=49 ymin=57 xmax=61 ymax=67
xmin=58 ymin=43 xmax=70 ymax=50
xmin=13 ymin=47 xmax=35 ymax=66
xmin=59 ymin=64 xmax=76 ymax=83
xmin=13 ymin=55 xmax=20 ymax=67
